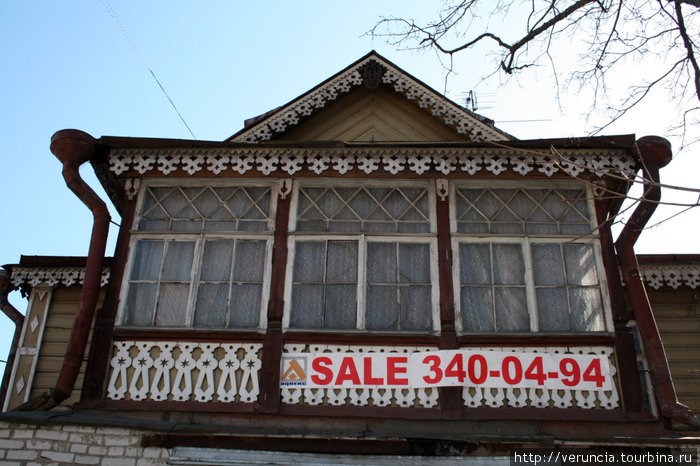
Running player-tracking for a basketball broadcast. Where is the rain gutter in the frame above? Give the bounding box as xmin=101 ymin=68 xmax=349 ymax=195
xmin=0 ymin=269 xmax=24 ymax=407
xmin=16 ymin=129 xmax=110 ymax=410
xmin=615 ymin=135 xmax=699 ymax=428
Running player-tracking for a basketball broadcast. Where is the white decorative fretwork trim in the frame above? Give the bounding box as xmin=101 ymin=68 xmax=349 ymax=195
xmin=231 ymin=56 xmax=507 ymax=144
xmin=108 ymin=147 xmax=636 ymax=179
xmin=639 ymin=264 xmax=700 ymax=289
xmin=107 ymin=341 xmax=262 ymax=403
xmin=461 ymin=346 xmax=619 ymax=410
xmin=282 ymin=344 xmax=440 ymax=409
xmin=10 ymin=267 xmax=111 ymax=288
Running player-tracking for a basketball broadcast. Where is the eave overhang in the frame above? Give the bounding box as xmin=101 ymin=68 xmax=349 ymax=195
xmin=91 ymin=134 xmax=640 ymax=216
xmin=3 ymin=256 xmax=113 ymax=290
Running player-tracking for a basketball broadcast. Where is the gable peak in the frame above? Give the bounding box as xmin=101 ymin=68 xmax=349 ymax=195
xmin=228 ymin=52 xmax=511 ymax=143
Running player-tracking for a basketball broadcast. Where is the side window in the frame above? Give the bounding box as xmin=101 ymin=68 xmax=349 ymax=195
xmin=285 ymin=182 xmax=439 ymax=332
xmin=120 ymin=183 xmax=275 ymax=329
xmin=453 ymin=183 xmax=608 ymax=333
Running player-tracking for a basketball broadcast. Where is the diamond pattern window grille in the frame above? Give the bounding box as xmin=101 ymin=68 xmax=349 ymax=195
xmin=138 ymin=186 xmax=272 ymax=232
xmin=296 ymin=186 xmax=431 ymax=233
xmin=454 ymin=187 xmax=590 ymax=235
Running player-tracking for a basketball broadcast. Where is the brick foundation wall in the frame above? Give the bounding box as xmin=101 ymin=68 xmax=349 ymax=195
xmin=0 ymin=422 xmax=168 ymax=465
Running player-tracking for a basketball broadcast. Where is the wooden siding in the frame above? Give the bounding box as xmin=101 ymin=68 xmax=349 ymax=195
xmin=3 ymin=287 xmax=52 ymax=411
xmin=27 ymin=286 xmax=104 ymax=409
xmin=276 ymin=86 xmax=471 ymax=142
xmin=648 ymin=287 xmax=700 ymax=415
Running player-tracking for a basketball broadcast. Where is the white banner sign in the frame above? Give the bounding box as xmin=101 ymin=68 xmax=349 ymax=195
xmin=280 ymin=350 xmax=612 ymax=391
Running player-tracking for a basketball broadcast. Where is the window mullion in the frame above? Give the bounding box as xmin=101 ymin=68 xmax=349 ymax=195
xmin=357 ymin=235 xmax=366 ymax=330
xmin=184 ymin=237 xmax=203 ymax=327
xmin=225 ymin=238 xmax=237 ymax=328
xmin=489 ymin=242 xmax=496 ymax=330
xmin=152 ymin=240 xmax=169 ymax=326
xmin=395 ymin=241 xmax=401 ymax=330
xmin=560 ymin=243 xmax=573 ymax=330
xmin=321 ymin=240 xmax=329 ymax=329
xmin=522 ymin=237 xmax=538 ymax=332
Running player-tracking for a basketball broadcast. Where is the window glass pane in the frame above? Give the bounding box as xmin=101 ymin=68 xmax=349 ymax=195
xmin=495 ymin=287 xmax=528 ymax=331
xmin=194 ymin=283 xmax=228 ymax=327
xmin=565 ymin=244 xmax=599 ymax=286
xmin=294 ymin=242 xmax=325 ymax=282
xmin=474 ymin=190 xmax=501 ymax=219
xmin=536 ymin=288 xmax=571 ymax=331
xmin=291 ymin=284 xmax=323 ymax=328
xmin=233 ymin=240 xmax=266 ymax=282
xmin=493 ymin=244 xmax=525 ymax=285
xmin=365 ymin=222 xmax=396 ymax=233
xmin=461 ymin=287 xmax=494 ymax=332
xmin=161 ymin=241 xmax=195 ymax=281
xmin=510 ymin=191 xmax=536 ymax=219
xmin=296 ymin=186 xmax=431 ymax=233
xmin=124 ymin=283 xmax=157 ymax=326
xmin=399 ymin=243 xmax=430 ymax=284
xmin=455 ymin=187 xmax=593 ymax=235
xmin=492 ymin=223 xmax=523 ymax=234
xmin=155 ymin=283 xmax=190 ymax=326
xmin=400 ymin=286 xmax=432 ymax=330
xmin=160 ymin=188 xmax=189 ymax=218
xmin=140 ymin=186 xmax=272 ymax=232
xmin=570 ymin=288 xmax=605 ymax=331
xmin=230 ymin=284 xmax=262 ymax=327
xmin=130 ymin=240 xmax=164 ymax=281
xmin=171 ymin=220 xmax=202 ymax=232
xmin=324 ymin=284 xmax=356 ymax=329
xmin=225 ymin=189 xmax=253 ymax=218
xmin=459 ymin=244 xmax=491 ymax=285
xmin=366 ymin=285 xmax=399 ymax=330
xmin=200 ymin=240 xmax=233 ymax=282
xmin=367 ymin=242 xmax=397 ymax=284
xmin=203 ymin=220 xmax=237 ymax=232
xmin=326 ymin=241 xmax=358 ymax=283
xmin=531 ymin=244 xmax=565 ymax=286
xmin=139 ymin=220 xmax=170 ymax=231
xmin=192 ymin=189 xmax=219 ymax=218
xmin=316 ymin=189 xmax=344 ymax=218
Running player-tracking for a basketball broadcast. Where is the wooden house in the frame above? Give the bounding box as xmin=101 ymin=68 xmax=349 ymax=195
xmin=0 ymin=52 xmax=697 ymax=464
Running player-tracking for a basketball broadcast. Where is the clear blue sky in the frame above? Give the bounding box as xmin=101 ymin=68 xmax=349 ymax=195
xmin=1 ymin=1 xmax=698 ymax=382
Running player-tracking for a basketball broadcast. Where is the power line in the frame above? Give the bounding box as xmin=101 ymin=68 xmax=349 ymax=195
xmin=99 ymin=0 xmax=197 ymax=139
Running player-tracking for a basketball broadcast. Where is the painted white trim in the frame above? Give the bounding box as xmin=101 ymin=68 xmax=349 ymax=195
xmin=451 ymin=237 xmax=612 ymax=335
xmin=2 ymin=286 xmax=54 ymax=411
xmin=230 ymin=55 xmax=508 ymax=144
xmin=22 ymin=286 xmax=53 ymax=404
xmin=285 ymin=234 xmax=440 ymax=333
xmin=108 ymin=146 xmax=636 ymax=179
xmin=117 ymin=179 xmax=279 ymax=331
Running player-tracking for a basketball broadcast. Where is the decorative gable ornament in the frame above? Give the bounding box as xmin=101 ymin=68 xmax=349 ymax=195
xmin=228 ymin=52 xmax=509 ymax=143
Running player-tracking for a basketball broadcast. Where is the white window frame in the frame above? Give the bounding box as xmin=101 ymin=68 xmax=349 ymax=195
xmin=449 ymin=179 xmax=614 ymax=334
xmin=283 ymin=179 xmax=440 ymax=333
xmin=116 ymin=179 xmax=278 ymax=330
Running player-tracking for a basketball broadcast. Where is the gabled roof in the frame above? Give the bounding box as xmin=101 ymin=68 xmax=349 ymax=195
xmin=227 ymin=51 xmax=513 ymax=144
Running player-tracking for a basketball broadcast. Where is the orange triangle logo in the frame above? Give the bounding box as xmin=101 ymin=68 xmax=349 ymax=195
xmin=282 ymin=359 xmax=306 ymax=381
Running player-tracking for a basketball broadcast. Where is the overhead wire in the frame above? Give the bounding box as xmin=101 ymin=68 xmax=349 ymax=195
xmin=99 ymin=0 xmax=197 ymax=139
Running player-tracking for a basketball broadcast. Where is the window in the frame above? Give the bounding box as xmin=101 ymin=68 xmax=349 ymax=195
xmin=452 ymin=181 xmax=610 ymax=333
xmin=119 ymin=182 xmax=276 ymax=329
xmin=284 ymin=181 xmax=439 ymax=332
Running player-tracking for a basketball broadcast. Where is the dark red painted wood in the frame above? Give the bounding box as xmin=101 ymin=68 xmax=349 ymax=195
xmin=434 ymin=184 xmax=462 ymax=418
xmin=81 ymin=193 xmax=136 ymax=401
xmin=258 ymin=189 xmax=292 ymax=412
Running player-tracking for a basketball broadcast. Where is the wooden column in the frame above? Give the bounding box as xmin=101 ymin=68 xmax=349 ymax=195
xmin=595 ymin=198 xmax=644 ymax=413
xmin=82 ymin=191 xmax=137 ymax=401
xmin=258 ymin=180 xmax=292 ymax=412
xmin=435 ymin=180 xmax=461 ymax=418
